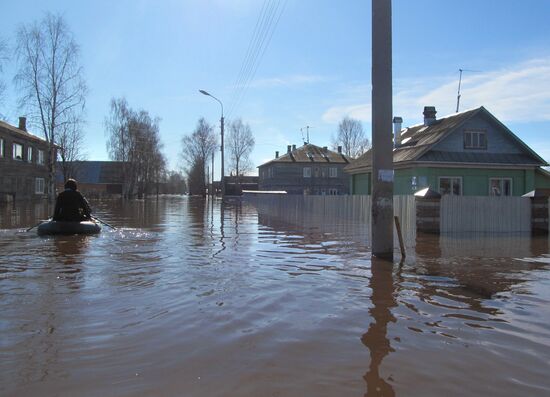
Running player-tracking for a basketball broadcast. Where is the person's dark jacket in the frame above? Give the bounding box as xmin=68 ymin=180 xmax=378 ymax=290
xmin=53 ymin=189 xmax=92 ymax=222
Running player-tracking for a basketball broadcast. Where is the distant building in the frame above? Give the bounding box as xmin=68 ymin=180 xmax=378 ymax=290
xmin=56 ymin=161 xmax=124 ymax=198
xmin=258 ymin=143 xmax=351 ymax=195
xmin=0 ymin=117 xmax=51 ymax=201
xmin=345 ymin=106 xmax=550 ymax=195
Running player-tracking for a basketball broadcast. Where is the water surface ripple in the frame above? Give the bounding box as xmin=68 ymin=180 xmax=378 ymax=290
xmin=1 ymin=197 xmax=549 ymax=396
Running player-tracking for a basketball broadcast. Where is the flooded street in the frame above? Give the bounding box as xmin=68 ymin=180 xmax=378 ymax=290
xmin=1 ymin=196 xmax=550 ymax=396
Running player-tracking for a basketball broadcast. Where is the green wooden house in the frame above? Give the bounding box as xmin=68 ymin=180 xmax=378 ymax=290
xmin=345 ymin=106 xmax=550 ymax=196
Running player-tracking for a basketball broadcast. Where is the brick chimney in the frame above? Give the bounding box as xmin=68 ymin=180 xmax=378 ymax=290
xmin=323 ymin=146 xmax=328 ymax=151
xmin=423 ymin=106 xmax=437 ymax=126
xmin=337 ymin=145 xmax=342 ymax=154
xmin=275 ymin=151 xmax=279 ymax=158
xmin=18 ymin=117 xmax=27 ymax=131
xmin=292 ymin=144 xmax=296 ymax=151
xmin=287 ymin=145 xmax=292 ymax=153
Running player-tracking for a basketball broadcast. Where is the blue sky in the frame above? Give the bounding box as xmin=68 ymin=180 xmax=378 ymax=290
xmin=1 ymin=0 xmax=550 ymax=178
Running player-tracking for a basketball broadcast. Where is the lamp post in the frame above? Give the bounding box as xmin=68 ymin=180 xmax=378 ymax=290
xmin=199 ymin=89 xmax=225 ymax=196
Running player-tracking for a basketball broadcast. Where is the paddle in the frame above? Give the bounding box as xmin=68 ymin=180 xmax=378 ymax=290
xmin=26 ymin=219 xmax=49 ymax=232
xmin=91 ymin=216 xmax=117 ymax=230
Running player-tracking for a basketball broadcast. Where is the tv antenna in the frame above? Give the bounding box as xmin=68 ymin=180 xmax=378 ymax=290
xmin=300 ymin=125 xmax=313 ymax=144
xmin=456 ymin=68 xmax=480 ymax=113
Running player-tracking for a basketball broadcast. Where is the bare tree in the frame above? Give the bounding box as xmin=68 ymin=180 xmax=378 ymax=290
xmin=58 ymin=115 xmax=86 ymax=181
xmin=227 ymin=118 xmax=255 ymax=179
xmin=15 ymin=13 xmax=87 ymax=200
xmin=105 ymin=97 xmax=166 ymax=198
xmin=0 ymin=38 xmax=7 ymax=113
xmin=332 ymin=116 xmax=370 ymax=158
xmin=181 ymin=118 xmax=217 ymax=196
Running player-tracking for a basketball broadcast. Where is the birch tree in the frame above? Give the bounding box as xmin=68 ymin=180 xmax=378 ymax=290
xmin=15 ymin=13 xmax=87 ymax=200
xmin=181 ymin=118 xmax=217 ymax=196
xmin=227 ymin=118 xmax=255 ymax=179
xmin=332 ymin=116 xmax=370 ymax=158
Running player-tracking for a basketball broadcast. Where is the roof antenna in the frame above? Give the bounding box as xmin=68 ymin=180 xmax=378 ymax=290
xmin=456 ymin=68 xmax=480 ymax=113
xmin=300 ymin=125 xmax=313 ymax=144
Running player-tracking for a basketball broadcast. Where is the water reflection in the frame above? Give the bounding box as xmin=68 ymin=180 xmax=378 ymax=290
xmin=362 ymin=259 xmax=396 ymax=397
xmin=1 ymin=197 xmax=550 ymax=396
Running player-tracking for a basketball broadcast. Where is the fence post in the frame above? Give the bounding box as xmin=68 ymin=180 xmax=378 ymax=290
xmin=414 ymin=188 xmax=441 ymax=234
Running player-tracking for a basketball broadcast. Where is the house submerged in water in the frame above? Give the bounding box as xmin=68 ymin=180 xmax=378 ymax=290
xmin=345 ymin=106 xmax=550 ymax=196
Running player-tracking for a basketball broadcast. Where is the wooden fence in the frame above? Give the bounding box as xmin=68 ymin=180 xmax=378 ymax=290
xmin=245 ymin=194 xmax=417 ymax=246
xmin=440 ymin=196 xmax=531 ymax=233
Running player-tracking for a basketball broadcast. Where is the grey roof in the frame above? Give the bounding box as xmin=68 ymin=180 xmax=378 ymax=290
xmin=56 ymin=161 xmax=124 ymax=184
xmin=259 ymin=143 xmax=350 ymax=167
xmin=0 ymin=119 xmax=48 ymax=144
xmin=345 ymin=106 xmax=547 ymax=174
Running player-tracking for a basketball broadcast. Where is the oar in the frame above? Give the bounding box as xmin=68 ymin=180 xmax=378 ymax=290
xmin=26 ymin=219 xmax=49 ymax=232
xmin=91 ymin=216 xmax=117 ymax=230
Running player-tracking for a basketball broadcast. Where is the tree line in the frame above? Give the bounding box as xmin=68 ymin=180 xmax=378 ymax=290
xmin=0 ymin=12 xmax=185 ymax=199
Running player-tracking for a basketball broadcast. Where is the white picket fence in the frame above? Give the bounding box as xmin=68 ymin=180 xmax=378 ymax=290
xmin=440 ymin=196 xmax=531 ymax=233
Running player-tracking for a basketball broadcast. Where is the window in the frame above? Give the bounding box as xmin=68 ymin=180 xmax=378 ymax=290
xmin=464 ymin=130 xmax=487 ymax=149
xmin=303 ymin=167 xmax=311 ymax=178
xmin=490 ymin=178 xmax=512 ymax=196
xmin=27 ymin=147 xmax=33 ymax=163
xmin=13 ymin=143 xmax=23 ymax=160
xmin=38 ymin=150 xmax=45 ymax=165
xmin=439 ymin=176 xmax=462 ymax=195
xmin=35 ymin=178 xmax=45 ymax=194
xmin=329 ymin=167 xmax=338 ymax=178
xmin=314 ymin=167 xmax=319 ymax=177
xmin=0 ymin=138 xmax=4 ymax=157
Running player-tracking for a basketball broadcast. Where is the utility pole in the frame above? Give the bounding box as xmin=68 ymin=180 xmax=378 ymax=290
xmin=371 ymin=0 xmax=394 ymax=261
xmin=211 ymin=152 xmax=215 ymax=196
xmin=199 ymin=89 xmax=225 ymax=197
xmin=221 ymin=115 xmax=225 ymax=196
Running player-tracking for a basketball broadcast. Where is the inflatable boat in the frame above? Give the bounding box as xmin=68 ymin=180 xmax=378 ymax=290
xmin=37 ymin=220 xmax=101 ymax=236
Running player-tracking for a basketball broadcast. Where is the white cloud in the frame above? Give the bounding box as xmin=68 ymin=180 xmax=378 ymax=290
xmin=322 ymin=103 xmax=371 ymax=124
xmin=322 ymin=57 xmax=550 ymax=125
xmin=248 ymin=74 xmax=330 ymax=89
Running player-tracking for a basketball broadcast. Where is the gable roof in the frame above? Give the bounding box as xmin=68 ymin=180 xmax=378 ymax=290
xmin=0 ymin=119 xmax=49 ymax=145
xmin=259 ymin=143 xmax=350 ymax=167
xmin=345 ymin=106 xmax=547 ymax=174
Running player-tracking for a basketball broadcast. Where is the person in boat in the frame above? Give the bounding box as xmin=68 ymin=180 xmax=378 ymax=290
xmin=53 ymin=179 xmax=93 ymax=222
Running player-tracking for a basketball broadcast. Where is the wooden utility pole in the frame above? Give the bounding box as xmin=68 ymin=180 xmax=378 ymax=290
xmin=371 ymin=0 xmax=394 ymax=260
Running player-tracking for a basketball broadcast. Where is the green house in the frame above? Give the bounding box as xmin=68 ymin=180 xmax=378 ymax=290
xmin=345 ymin=106 xmax=550 ymax=196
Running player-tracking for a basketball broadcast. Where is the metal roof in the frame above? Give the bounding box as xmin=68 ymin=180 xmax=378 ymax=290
xmin=345 ymin=106 xmax=547 ymax=174
xmin=259 ymin=143 xmax=350 ymax=167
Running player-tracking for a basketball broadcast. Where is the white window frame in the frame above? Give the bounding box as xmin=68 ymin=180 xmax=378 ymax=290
xmin=0 ymin=138 xmax=4 ymax=157
xmin=489 ymin=177 xmax=513 ymax=196
xmin=27 ymin=146 xmax=33 ymax=163
xmin=464 ymin=129 xmax=487 ymax=149
xmin=13 ymin=143 xmax=23 ymax=160
xmin=438 ymin=176 xmax=462 ymax=196
xmin=329 ymin=167 xmax=338 ymax=178
xmin=303 ymin=167 xmax=311 ymax=178
xmin=38 ymin=150 xmax=45 ymax=165
xmin=35 ymin=178 xmax=45 ymax=194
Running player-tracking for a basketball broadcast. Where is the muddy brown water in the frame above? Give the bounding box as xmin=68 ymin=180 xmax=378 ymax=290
xmin=1 ymin=196 xmax=549 ymax=396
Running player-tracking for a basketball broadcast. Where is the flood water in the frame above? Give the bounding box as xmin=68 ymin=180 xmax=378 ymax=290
xmin=1 ymin=196 xmax=550 ymax=396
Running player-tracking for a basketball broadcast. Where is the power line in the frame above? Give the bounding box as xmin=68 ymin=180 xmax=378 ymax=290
xmin=226 ymin=0 xmax=287 ymax=120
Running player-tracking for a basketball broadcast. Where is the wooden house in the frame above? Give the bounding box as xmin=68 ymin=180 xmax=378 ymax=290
xmin=258 ymin=143 xmax=351 ymax=195
xmin=345 ymin=106 xmax=550 ymax=196
xmin=0 ymin=117 xmax=51 ymax=201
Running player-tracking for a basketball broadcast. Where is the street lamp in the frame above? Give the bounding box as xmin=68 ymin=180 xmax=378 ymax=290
xmin=199 ymin=89 xmax=225 ymax=196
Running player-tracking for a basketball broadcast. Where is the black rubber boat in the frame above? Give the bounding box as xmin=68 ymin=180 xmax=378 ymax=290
xmin=37 ymin=220 xmax=101 ymax=236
